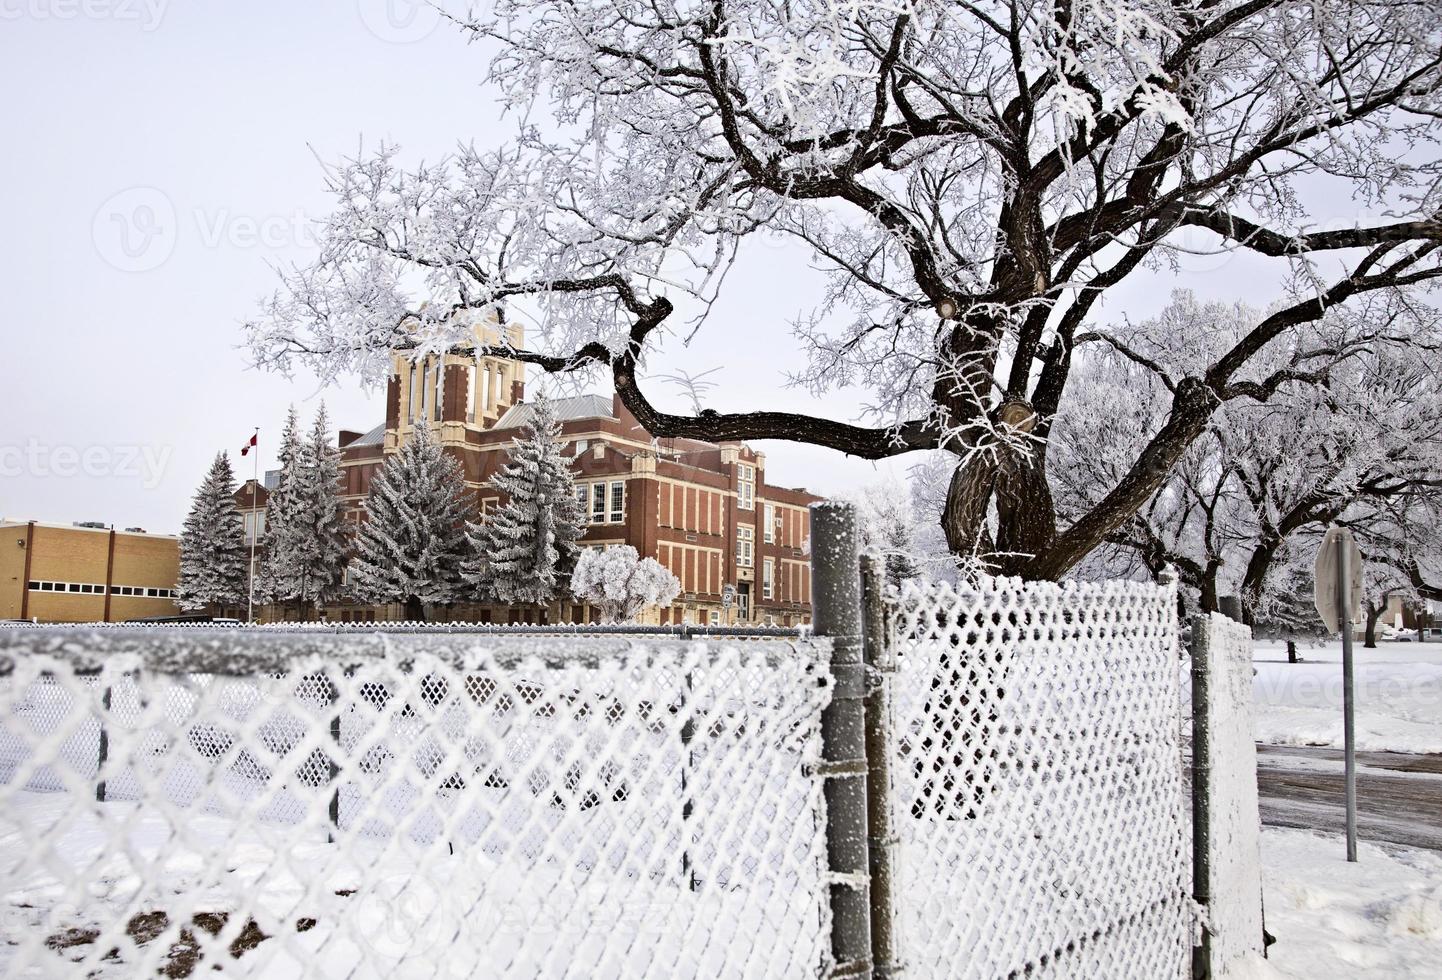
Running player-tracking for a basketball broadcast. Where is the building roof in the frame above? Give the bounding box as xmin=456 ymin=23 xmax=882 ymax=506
xmin=493 ymin=394 xmax=616 ymax=430
xmin=348 ymin=423 xmax=387 ymax=448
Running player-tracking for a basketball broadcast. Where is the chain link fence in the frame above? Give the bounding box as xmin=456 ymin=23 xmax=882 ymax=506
xmin=885 ymin=576 xmax=1195 ymax=979
xmin=0 ymin=631 xmax=832 ymax=978
xmin=1 ymin=504 xmax=1265 ymax=979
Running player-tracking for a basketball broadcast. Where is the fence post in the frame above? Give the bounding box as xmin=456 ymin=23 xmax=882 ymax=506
xmin=327 ymin=671 xmax=341 ymax=843
xmin=861 ymin=555 xmax=900 ymax=976
xmin=95 ymin=682 xmax=112 ymax=803
xmin=1190 ymin=616 xmax=1213 ymax=980
xmin=810 ymin=502 xmax=873 ymax=979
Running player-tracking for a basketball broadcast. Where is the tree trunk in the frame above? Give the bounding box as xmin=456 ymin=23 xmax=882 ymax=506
xmin=942 ymin=452 xmax=997 ymax=563
xmin=1286 ymin=640 xmax=1298 ymax=664
xmin=404 ymin=596 xmax=426 ymax=622
xmin=1363 ymin=601 xmax=1383 ymax=649
xmin=993 ymin=451 xmax=1057 ymax=571
xmin=941 ymin=445 xmax=1057 ymax=576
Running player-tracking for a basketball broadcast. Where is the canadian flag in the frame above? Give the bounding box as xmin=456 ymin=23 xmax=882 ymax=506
xmin=241 ymin=433 xmax=257 ymax=456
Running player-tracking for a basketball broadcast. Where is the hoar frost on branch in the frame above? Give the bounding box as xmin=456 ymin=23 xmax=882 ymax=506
xmin=1050 ymin=291 xmax=1442 ymax=624
xmin=570 ymin=545 xmax=682 ymax=624
xmin=247 ymin=0 xmax=1442 ymax=580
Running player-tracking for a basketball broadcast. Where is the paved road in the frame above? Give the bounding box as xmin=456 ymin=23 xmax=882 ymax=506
xmin=1256 ymin=743 xmax=1442 ymax=851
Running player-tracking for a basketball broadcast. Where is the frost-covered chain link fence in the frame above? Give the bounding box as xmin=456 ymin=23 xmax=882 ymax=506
xmin=0 ymin=629 xmax=832 ymax=979
xmin=1189 ymin=613 xmax=1265 ymax=978
xmin=887 ymin=577 xmax=1194 ymax=979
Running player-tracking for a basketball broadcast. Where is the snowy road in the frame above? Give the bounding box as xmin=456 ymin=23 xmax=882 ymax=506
xmin=1256 ymin=744 xmax=1442 ymax=852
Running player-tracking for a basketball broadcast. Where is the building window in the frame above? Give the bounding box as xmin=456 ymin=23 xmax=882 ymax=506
xmin=433 ymin=358 xmax=444 ymax=422
xmin=763 ymin=558 xmax=774 ymax=600
xmin=709 ymin=609 xmax=720 ymax=626
xmin=591 ymin=483 xmax=607 ymax=523
xmin=467 ymin=362 xmax=478 ymax=422
xmin=575 ymin=439 xmax=588 ymax=456
xmin=609 ymin=481 xmax=625 ymax=523
xmin=408 ymin=362 xmax=420 ymax=422
xmin=574 ymin=484 xmax=589 ymax=515
xmin=243 ymin=511 xmax=266 ymax=543
xmin=763 ymin=502 xmax=775 ymax=543
xmin=737 ymin=463 xmax=755 ymax=510
xmin=737 ymin=525 xmax=754 ymax=568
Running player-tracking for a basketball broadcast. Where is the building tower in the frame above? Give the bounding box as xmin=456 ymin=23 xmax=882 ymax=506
xmin=384 ymin=307 xmax=525 ymax=454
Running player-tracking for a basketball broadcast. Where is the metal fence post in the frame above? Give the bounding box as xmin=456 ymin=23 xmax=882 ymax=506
xmin=327 ymin=671 xmax=342 ymax=843
xmin=810 ymin=501 xmax=873 ymax=978
xmin=95 ymin=682 xmax=112 ymax=804
xmin=861 ymin=555 xmax=900 ymax=976
xmin=1190 ymin=615 xmax=1213 ymax=980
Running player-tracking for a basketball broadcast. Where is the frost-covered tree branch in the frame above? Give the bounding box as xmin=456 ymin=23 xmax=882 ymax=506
xmin=248 ymin=0 xmax=1442 ymax=579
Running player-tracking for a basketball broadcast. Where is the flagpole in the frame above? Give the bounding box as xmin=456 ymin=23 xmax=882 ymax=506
xmin=248 ymin=428 xmax=259 ymax=624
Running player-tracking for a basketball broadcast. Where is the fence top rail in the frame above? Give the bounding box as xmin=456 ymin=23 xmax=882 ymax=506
xmin=0 ymin=626 xmax=831 ymax=678
xmin=896 ymin=573 xmax=1177 ymax=606
xmin=0 ymin=621 xmax=806 ymax=636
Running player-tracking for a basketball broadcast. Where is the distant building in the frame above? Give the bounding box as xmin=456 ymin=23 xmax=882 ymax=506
xmin=239 ymin=310 xmax=823 ymax=624
xmin=0 ymin=521 xmax=180 ymax=623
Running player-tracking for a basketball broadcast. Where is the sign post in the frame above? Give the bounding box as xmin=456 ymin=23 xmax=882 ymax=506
xmin=1314 ymin=525 xmax=1362 ymax=862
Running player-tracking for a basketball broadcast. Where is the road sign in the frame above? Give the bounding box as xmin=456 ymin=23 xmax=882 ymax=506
xmin=1313 ymin=526 xmax=1362 ymax=634
xmin=1314 ymin=524 xmax=1364 ymax=862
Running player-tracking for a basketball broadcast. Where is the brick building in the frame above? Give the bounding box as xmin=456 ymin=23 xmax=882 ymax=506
xmin=0 ymin=521 xmax=181 ymax=623
xmin=240 ymin=311 xmax=823 ymax=625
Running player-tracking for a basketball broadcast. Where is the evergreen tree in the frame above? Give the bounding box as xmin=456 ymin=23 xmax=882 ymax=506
xmin=292 ymin=404 xmax=349 ymax=608
xmin=177 ymin=452 xmax=248 ymax=613
xmin=468 ymin=396 xmax=585 ymax=607
xmin=256 ymin=405 xmax=347 ymax=618
xmin=256 ymin=406 xmax=305 ymax=608
xmin=350 ymin=423 xmax=473 ymax=621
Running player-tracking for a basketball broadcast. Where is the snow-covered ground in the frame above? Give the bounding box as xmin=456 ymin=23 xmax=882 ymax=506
xmin=1242 ymin=828 xmax=1442 ymax=980
xmin=1252 ymin=640 xmax=1442 ymax=754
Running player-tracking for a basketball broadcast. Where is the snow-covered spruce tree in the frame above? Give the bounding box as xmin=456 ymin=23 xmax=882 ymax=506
xmin=291 ymin=404 xmax=349 ymax=610
xmin=257 ymin=405 xmax=348 ymax=619
xmin=349 ymin=423 xmax=473 ymax=621
xmin=256 ymin=406 xmax=305 ymax=611
xmin=177 ymin=452 xmax=248 ymax=613
xmin=571 ymin=546 xmax=680 ymax=624
xmin=467 ymin=396 xmax=585 ymax=608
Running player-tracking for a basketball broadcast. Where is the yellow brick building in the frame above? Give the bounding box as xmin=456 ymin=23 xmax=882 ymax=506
xmin=0 ymin=521 xmax=181 ymax=623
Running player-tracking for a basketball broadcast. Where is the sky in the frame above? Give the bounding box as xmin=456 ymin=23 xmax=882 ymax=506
xmin=0 ymin=0 xmax=1311 ymax=534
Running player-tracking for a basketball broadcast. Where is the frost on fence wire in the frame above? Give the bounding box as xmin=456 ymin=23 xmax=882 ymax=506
xmin=889 ymin=577 xmax=1193 ymax=979
xmin=1190 ymin=613 xmax=1264 ymax=978
xmin=0 ymin=631 xmax=832 ymax=978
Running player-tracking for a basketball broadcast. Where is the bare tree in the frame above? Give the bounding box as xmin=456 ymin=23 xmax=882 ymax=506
xmin=248 ymin=0 xmax=1442 ymax=580
xmin=1054 ymin=293 xmax=1442 ymax=631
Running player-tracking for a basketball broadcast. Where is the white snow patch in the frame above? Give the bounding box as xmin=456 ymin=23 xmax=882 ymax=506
xmin=1259 ymin=827 xmax=1442 ymax=979
xmin=1252 ymin=640 xmax=1442 ymax=754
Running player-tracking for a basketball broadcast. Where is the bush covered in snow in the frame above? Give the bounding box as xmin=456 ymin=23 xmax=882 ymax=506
xmin=570 ymin=546 xmax=680 ymax=624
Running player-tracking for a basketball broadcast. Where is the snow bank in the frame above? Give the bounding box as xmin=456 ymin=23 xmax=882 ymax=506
xmin=1252 ymin=641 xmax=1442 ymax=754
xmin=1256 ymin=827 xmax=1442 ymax=979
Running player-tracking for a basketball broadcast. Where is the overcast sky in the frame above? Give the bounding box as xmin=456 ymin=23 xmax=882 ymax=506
xmin=0 ymin=1 xmax=1306 ymax=534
